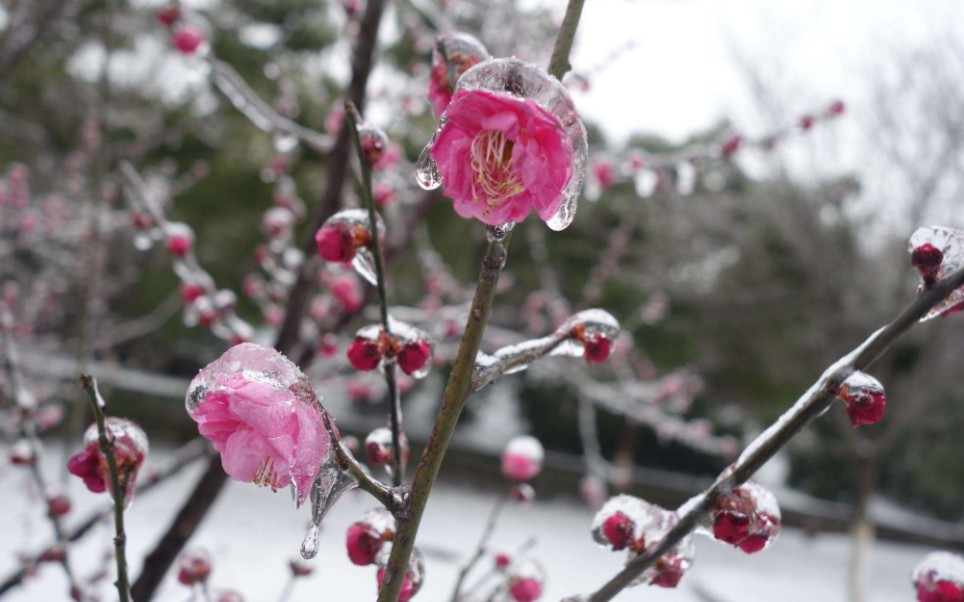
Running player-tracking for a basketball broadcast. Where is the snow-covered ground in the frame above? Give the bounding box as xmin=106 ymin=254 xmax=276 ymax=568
xmin=0 ymin=448 xmax=930 ymax=602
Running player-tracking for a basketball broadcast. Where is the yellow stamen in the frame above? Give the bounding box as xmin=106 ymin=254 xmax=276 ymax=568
xmin=469 ymin=130 xmax=525 ymax=206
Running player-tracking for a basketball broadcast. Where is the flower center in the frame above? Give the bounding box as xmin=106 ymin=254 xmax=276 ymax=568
xmin=469 ymin=129 xmax=524 ymax=206
xmin=252 ymin=455 xmax=284 ymax=490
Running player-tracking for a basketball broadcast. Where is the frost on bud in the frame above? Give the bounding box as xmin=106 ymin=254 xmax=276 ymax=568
xmin=834 ymin=372 xmax=887 ymax=427
xmin=913 ymin=552 xmax=964 ymax=602
xmin=710 ymin=481 xmax=781 ymax=554
xmin=67 ymin=418 xmax=148 ymax=508
xmin=172 ymin=26 xmax=205 ymax=55
xmin=315 ymin=209 xmax=385 ymax=285
xmin=165 ymin=222 xmax=195 ymax=257
xmin=505 ymin=559 xmax=545 ymax=602
xmin=177 ymin=549 xmax=212 ymax=586
xmin=559 ymin=309 xmax=619 ymax=365
xmin=908 ymin=227 xmax=964 ymax=320
xmin=346 ymin=508 xmax=393 ymax=566
xmin=348 ymin=320 xmax=434 ymax=378
xmin=365 ymin=427 xmax=408 ymax=468
xmin=428 ymin=33 xmax=490 ymax=118
xmin=592 ymin=495 xmax=695 ymax=588
xmin=356 ymin=122 xmax=389 ymax=168
xmin=501 ymin=435 xmax=544 ymax=482
xmin=376 ymin=547 xmax=424 ymax=602
xmin=8 ymin=439 xmax=35 ymax=466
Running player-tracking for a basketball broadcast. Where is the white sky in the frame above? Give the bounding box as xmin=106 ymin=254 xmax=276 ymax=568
xmin=570 ymin=0 xmax=964 ymax=144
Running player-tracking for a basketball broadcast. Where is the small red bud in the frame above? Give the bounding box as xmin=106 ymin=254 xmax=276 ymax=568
xmin=347 ymin=337 xmax=382 ymax=371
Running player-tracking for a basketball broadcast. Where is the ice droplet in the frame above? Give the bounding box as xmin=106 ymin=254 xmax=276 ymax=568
xmin=415 ymin=129 xmax=442 ymax=190
xmin=301 ymin=466 xmax=357 ymax=559
xmin=908 ymin=226 xmax=964 ymax=320
xmin=82 ymin=418 xmax=149 ymax=510
xmin=300 ymin=523 xmax=320 ymax=559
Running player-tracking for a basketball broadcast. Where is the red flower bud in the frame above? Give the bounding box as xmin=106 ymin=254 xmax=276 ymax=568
xmin=912 ymin=243 xmax=944 ymax=285
xmin=601 ymin=511 xmax=635 ymax=551
xmin=315 ymin=225 xmax=355 ymax=262
xmin=347 ymin=337 xmax=382 ymax=371
xmin=397 ymin=340 xmax=432 ymax=375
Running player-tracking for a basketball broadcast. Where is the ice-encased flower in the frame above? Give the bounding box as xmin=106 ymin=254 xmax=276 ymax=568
xmin=67 ymin=418 xmax=148 ymax=508
xmin=418 ymin=58 xmax=588 ymax=231
xmin=185 ymin=343 xmax=329 ymax=507
xmin=428 ymin=33 xmax=490 ymax=118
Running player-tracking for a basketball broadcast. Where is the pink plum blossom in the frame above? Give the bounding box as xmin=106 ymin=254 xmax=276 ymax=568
xmin=431 ymin=90 xmax=574 ymax=226
xmin=187 ymin=344 xmax=329 ymax=506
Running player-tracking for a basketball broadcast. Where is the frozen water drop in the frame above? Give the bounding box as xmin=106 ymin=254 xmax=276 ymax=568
xmin=352 ymin=248 xmax=378 ymax=286
xmin=415 ymin=131 xmax=442 ymax=190
xmin=300 ymin=523 xmax=320 ymax=559
xmin=908 ymin=226 xmax=964 ymax=320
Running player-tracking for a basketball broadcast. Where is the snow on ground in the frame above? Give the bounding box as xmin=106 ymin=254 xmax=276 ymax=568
xmin=0 ymin=448 xmax=930 ymax=602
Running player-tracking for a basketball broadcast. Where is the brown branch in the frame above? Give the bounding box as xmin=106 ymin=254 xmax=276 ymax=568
xmin=585 ymin=267 xmax=964 ymax=601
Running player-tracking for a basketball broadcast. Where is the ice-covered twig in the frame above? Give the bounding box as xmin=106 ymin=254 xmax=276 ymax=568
xmin=79 ymin=375 xmax=131 ymax=602
xmin=584 ymin=265 xmax=964 ymax=602
xmin=345 ymin=101 xmax=406 ymax=486
xmin=208 ymin=59 xmax=333 ymax=153
xmin=0 ymin=309 xmax=83 ymax=599
xmin=318 ymin=407 xmax=398 ymax=513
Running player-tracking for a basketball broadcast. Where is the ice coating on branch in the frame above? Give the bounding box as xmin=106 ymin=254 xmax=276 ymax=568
xmin=348 ymin=318 xmax=435 ymax=378
xmin=710 ymin=481 xmax=782 ymax=553
xmin=913 ymin=552 xmax=964 ymax=602
xmin=428 ymin=33 xmax=490 ymax=118
xmin=501 ymin=435 xmax=544 ymax=482
xmin=417 ymin=58 xmax=588 ymax=231
xmin=591 ymin=495 xmax=695 ymax=588
xmin=315 ymin=209 xmax=386 ymax=286
xmin=185 ymin=343 xmax=335 ymax=511
xmin=908 ymin=226 xmax=964 ymax=320
xmin=834 ymin=371 xmax=887 ymax=427
xmin=67 ymin=418 xmax=148 ymax=509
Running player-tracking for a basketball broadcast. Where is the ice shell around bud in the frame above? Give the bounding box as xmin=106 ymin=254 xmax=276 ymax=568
xmin=82 ymin=418 xmax=149 ymax=509
xmin=429 ymin=33 xmax=490 ymax=117
xmin=591 ymin=495 xmax=650 ymax=550
xmin=908 ymin=226 xmax=964 ymax=320
xmin=552 ymin=309 xmax=620 ymax=360
xmin=711 ymin=481 xmax=782 ymax=554
xmin=913 ymin=552 xmax=964 ymax=602
xmin=416 ymin=58 xmax=588 ymax=231
xmin=501 ymin=435 xmax=544 ymax=482
xmin=835 ymin=371 xmax=887 ymax=427
xmin=318 ymin=209 xmax=386 ymax=286
xmin=376 ymin=547 xmax=425 ymax=602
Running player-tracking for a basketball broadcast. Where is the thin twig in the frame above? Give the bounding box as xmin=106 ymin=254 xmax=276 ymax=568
xmin=345 ymin=101 xmax=405 ymax=485
xmin=0 ymin=440 xmax=209 ymax=597
xmin=449 ymin=494 xmax=508 ymax=602
xmin=79 ymin=375 xmax=131 ymax=602
xmin=0 ymin=309 xmax=82 ymax=598
xmin=585 ymin=266 xmax=964 ymax=601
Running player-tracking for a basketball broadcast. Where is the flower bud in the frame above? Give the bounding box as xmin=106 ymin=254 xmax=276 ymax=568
xmin=172 ymin=26 xmax=205 ymax=55
xmin=177 ymin=549 xmax=212 ymax=586
xmin=501 ymin=435 xmax=544 ymax=482
xmin=347 ymin=336 xmax=383 ymax=371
